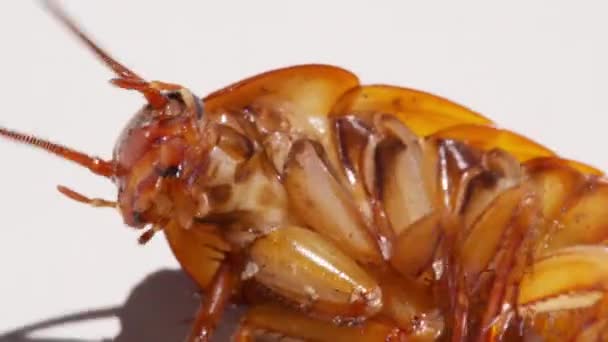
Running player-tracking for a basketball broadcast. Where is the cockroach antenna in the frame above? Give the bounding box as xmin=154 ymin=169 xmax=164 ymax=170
xmin=40 ymin=0 xmax=170 ymax=109
xmin=0 ymin=127 xmax=114 ymax=178
xmin=0 ymin=3 xmax=130 ymax=179
xmin=0 ymin=2 xmax=182 ymax=179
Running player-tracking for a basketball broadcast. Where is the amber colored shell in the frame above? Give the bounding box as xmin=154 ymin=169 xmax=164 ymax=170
xmin=5 ymin=5 xmax=607 ymax=341
xmin=158 ymin=64 xmax=608 ymax=341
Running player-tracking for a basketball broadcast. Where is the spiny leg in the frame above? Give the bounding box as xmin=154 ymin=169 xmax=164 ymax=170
xmin=233 ymin=305 xmax=405 ymax=342
xmin=188 ymin=262 xmax=239 ymax=342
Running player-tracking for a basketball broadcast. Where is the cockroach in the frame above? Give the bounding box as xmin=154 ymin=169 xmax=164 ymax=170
xmin=3 ymin=2 xmax=608 ymax=342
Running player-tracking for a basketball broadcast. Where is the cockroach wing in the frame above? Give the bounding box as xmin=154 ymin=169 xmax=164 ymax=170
xmin=430 ymin=125 xmax=602 ymax=175
xmin=525 ymin=156 xmax=604 ymax=177
xmin=562 ymin=158 xmax=605 ymax=175
xmin=329 ymin=85 xmax=493 ymax=136
xmin=430 ymin=124 xmax=555 ymax=162
xmin=204 ymin=64 xmax=359 ymax=138
xmin=203 ymin=64 xmax=361 ymax=178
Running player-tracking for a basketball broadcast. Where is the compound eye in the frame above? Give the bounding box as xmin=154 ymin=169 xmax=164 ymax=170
xmin=156 ymin=164 xmax=182 ymax=178
xmin=193 ymin=97 xmax=204 ymax=120
xmin=166 ymin=91 xmax=183 ymax=102
xmin=166 ymin=89 xmax=203 ymax=120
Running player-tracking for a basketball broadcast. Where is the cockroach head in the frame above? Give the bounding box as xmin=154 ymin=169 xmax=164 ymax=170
xmin=0 ymin=84 xmax=206 ymax=231
xmin=38 ymin=1 xmax=210 ymax=228
xmin=112 ymin=87 xmax=204 ymax=228
xmin=0 ymin=2 xmax=210 ymax=237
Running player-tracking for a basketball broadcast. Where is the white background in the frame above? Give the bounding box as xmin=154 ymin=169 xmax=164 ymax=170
xmin=0 ymin=1 xmax=606 ymax=341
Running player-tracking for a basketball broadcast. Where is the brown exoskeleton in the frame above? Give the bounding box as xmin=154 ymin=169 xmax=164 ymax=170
xmin=3 ymin=2 xmax=608 ymax=341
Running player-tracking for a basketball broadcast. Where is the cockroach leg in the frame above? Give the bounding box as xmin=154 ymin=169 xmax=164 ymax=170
xmin=137 ymin=224 xmax=162 ymax=245
xmin=187 ymin=262 xmax=239 ymax=342
xmin=248 ymin=226 xmax=382 ymax=318
xmin=233 ymin=304 xmax=405 ymax=342
xmin=56 ymin=185 xmax=116 ymax=208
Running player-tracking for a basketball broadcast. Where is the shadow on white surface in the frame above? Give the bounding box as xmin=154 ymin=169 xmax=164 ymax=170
xmin=0 ymin=269 xmax=243 ymax=342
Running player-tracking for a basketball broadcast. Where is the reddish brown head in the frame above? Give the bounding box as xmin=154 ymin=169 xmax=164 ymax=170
xmin=0 ymin=2 xmax=206 ymax=237
xmin=112 ymin=88 xmax=204 ymax=228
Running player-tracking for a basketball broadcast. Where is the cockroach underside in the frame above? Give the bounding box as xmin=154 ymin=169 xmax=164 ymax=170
xmin=2 ymin=2 xmax=608 ymax=342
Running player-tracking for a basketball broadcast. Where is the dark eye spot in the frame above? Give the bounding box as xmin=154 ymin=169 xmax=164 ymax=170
xmin=194 ymin=98 xmax=204 ymax=119
xmin=167 ymin=91 xmax=183 ymax=101
xmin=132 ymin=211 xmax=144 ymax=225
xmin=157 ymin=165 xmax=182 ymax=178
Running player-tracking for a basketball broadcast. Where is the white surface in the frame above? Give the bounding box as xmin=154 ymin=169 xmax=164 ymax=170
xmin=0 ymin=1 xmax=606 ymax=341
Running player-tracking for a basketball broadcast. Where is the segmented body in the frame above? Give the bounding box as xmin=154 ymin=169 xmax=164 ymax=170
xmin=140 ymin=64 xmax=607 ymax=341
xmin=2 ymin=6 xmax=606 ymax=339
